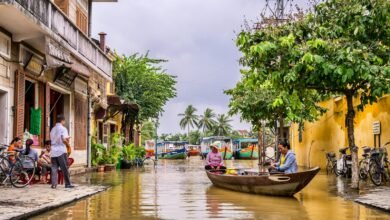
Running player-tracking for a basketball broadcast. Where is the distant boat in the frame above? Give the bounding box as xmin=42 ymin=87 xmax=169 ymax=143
xmin=206 ymin=167 xmax=320 ymax=197
xmin=187 ymin=145 xmax=201 ymax=156
xmin=157 ymin=141 xmax=188 ymax=159
xmin=200 ymin=136 xmax=233 ymax=160
xmin=233 ymin=138 xmax=259 ymax=160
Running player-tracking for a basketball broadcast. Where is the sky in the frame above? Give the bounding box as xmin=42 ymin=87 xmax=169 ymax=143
xmin=91 ymin=0 xmax=306 ymax=134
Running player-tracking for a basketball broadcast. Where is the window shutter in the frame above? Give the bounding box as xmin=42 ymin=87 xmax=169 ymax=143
xmin=76 ymin=8 xmax=88 ymax=35
xmin=74 ymin=93 xmax=87 ymax=150
xmin=14 ymin=70 xmax=25 ymax=138
xmin=54 ymin=0 xmax=69 ymax=15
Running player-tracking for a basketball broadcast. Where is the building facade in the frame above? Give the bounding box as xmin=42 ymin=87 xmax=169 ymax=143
xmin=290 ymin=95 xmax=390 ymax=169
xmin=0 ymin=0 xmax=116 ymax=167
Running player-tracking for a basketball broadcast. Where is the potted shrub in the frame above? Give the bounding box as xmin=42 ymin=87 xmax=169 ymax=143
xmin=122 ymin=144 xmax=135 ymax=169
xmin=97 ymin=157 xmax=105 ymax=172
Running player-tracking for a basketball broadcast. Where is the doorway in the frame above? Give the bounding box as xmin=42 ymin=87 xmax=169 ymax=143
xmin=0 ymin=90 xmax=8 ymax=144
xmin=24 ymin=80 xmax=35 ymax=133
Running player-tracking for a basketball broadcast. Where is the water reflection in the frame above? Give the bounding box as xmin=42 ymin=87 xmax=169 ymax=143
xmin=33 ymin=158 xmax=389 ymax=220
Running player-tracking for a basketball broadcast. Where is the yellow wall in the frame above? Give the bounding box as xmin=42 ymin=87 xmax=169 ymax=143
xmin=291 ymin=95 xmax=390 ymax=169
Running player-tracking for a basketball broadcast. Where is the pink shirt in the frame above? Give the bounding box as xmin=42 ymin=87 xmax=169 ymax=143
xmin=206 ymin=151 xmax=224 ymax=166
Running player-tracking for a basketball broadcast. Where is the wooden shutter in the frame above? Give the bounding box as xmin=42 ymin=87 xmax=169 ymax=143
xmin=14 ymin=70 xmax=25 ymax=138
xmin=74 ymin=93 xmax=87 ymax=150
xmin=76 ymin=8 xmax=88 ymax=35
xmin=54 ymin=0 xmax=69 ymax=15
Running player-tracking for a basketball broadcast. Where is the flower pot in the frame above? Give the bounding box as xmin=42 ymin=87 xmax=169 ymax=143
xmin=97 ymin=165 xmax=105 ymax=172
xmin=104 ymin=164 xmax=116 ymax=171
xmin=121 ymin=160 xmax=132 ymax=169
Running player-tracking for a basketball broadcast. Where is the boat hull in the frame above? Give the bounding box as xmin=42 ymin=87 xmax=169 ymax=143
xmin=206 ymin=167 xmax=320 ymax=197
xmin=187 ymin=150 xmax=200 ymax=156
xmin=236 ymin=150 xmax=259 ymax=159
xmin=220 ymin=151 xmax=233 ymax=160
xmin=159 ymin=148 xmax=187 ymax=159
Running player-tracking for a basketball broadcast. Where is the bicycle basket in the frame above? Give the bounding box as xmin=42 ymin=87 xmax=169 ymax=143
xmin=326 ymin=152 xmax=336 ymax=158
xmin=363 ymin=146 xmax=371 ymax=154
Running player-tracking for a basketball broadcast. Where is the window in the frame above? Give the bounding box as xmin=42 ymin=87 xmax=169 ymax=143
xmin=0 ymin=32 xmax=11 ymax=59
xmin=76 ymin=7 xmax=88 ymax=35
xmin=110 ymin=82 xmax=115 ymax=94
xmin=54 ymin=0 xmax=69 ymax=15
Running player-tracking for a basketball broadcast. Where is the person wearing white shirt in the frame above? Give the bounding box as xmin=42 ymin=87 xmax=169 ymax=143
xmin=50 ymin=115 xmax=74 ymax=189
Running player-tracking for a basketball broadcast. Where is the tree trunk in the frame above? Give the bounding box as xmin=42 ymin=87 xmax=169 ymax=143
xmin=346 ymin=93 xmax=359 ymax=189
xmin=257 ymin=123 xmax=264 ymax=172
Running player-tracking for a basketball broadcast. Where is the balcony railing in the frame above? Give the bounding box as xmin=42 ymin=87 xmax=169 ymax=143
xmin=1 ymin=0 xmax=112 ymax=78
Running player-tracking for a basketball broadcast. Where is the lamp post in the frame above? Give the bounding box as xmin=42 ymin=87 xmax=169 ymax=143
xmin=154 ymin=117 xmax=159 ymax=161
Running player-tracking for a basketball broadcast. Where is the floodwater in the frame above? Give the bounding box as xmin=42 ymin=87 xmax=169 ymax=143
xmin=33 ymin=158 xmax=389 ymax=220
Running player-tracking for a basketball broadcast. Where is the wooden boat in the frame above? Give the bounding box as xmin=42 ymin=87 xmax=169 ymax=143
xmin=187 ymin=145 xmax=201 ymax=156
xmin=233 ymin=138 xmax=259 ymax=160
xmin=219 ymin=147 xmax=233 ymax=160
xmin=206 ymin=167 xmax=320 ymax=197
xmin=158 ymin=147 xmax=187 ymax=159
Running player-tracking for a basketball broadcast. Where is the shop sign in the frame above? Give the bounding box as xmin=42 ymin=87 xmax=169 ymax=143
xmin=372 ymin=121 xmax=381 ymax=135
xmin=20 ymin=45 xmax=45 ymax=76
xmin=46 ymin=39 xmax=71 ymax=64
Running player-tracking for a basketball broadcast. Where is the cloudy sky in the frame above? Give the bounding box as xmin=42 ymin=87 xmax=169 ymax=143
xmin=91 ymin=0 xmax=305 ymax=134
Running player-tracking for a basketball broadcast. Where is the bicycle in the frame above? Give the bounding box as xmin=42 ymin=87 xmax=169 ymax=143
xmin=0 ymin=144 xmax=36 ymax=188
xmin=358 ymin=146 xmax=372 ymax=180
xmin=325 ymin=151 xmax=337 ymax=175
xmin=369 ymin=142 xmax=390 ymax=186
xmin=335 ymin=147 xmax=352 ymax=178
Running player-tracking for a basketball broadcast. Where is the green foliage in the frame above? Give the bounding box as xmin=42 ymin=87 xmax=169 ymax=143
xmin=122 ymin=143 xmax=146 ymax=162
xmin=198 ymin=108 xmax=217 ymax=133
xmin=213 ymin=114 xmax=233 ymax=136
xmin=114 ymin=53 xmax=177 ymax=122
xmin=141 ymin=121 xmax=156 ymax=145
xmin=92 ymin=142 xmax=105 ymax=166
xmin=178 ymin=105 xmax=199 ymax=135
xmin=188 ymin=130 xmax=201 ymax=145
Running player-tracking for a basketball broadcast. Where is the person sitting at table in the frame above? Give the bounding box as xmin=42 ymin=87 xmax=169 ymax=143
xmin=269 ymin=141 xmax=297 ymax=173
xmin=22 ymin=139 xmax=38 ymax=171
xmin=205 ymin=145 xmax=226 ymax=171
xmin=39 ymin=140 xmax=52 ymax=183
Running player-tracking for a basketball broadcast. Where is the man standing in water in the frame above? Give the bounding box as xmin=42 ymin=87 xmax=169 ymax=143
xmin=50 ymin=115 xmax=74 ymax=189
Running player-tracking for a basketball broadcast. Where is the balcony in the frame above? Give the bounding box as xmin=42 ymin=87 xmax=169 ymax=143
xmin=0 ymin=0 xmax=112 ymax=79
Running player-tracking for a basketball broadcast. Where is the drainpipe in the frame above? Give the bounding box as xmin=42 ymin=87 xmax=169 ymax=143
xmin=87 ymin=84 xmax=92 ymax=168
xmin=88 ymin=0 xmax=92 ymax=37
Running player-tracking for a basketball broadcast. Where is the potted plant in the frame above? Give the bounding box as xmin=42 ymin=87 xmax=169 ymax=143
xmin=122 ymin=144 xmax=135 ymax=169
xmin=97 ymin=157 xmax=105 ymax=172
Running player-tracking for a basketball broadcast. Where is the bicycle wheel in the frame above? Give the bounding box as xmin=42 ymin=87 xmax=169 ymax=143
xmin=10 ymin=157 xmax=35 ymax=188
xmin=369 ymin=160 xmax=382 ymax=186
xmin=0 ymin=156 xmax=11 ymax=184
xmin=359 ymin=160 xmax=368 ymax=180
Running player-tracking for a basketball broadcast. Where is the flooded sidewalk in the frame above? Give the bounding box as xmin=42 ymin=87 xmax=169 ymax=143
xmin=30 ymin=158 xmax=389 ymax=220
xmin=0 ymin=184 xmax=108 ymax=220
xmin=355 ymin=186 xmax=390 ymax=212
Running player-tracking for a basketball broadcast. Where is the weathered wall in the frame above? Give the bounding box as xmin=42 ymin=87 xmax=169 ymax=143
xmin=291 ymin=95 xmax=390 ymax=169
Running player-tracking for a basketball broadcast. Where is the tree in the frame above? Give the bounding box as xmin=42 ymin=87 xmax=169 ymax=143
xmin=140 ymin=121 xmax=156 ymax=145
xmin=198 ymin=108 xmax=217 ymax=134
xmin=236 ymin=0 xmax=390 ymax=188
xmin=214 ymin=114 xmax=233 ymax=136
xmin=178 ymin=105 xmax=199 ymax=136
xmin=188 ymin=130 xmax=201 ymax=145
xmin=113 ymin=53 xmax=177 ymax=144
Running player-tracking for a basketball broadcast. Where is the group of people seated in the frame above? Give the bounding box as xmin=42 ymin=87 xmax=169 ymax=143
xmin=7 ymin=137 xmax=54 ymax=184
xmin=204 ymin=141 xmax=297 ymax=174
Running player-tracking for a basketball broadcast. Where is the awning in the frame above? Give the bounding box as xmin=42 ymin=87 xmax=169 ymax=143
xmin=107 ymin=95 xmax=139 ymax=111
xmin=46 ymin=55 xmax=90 ymax=77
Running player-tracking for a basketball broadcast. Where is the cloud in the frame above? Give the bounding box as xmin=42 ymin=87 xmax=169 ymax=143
xmin=91 ymin=0 xmax=306 ymax=134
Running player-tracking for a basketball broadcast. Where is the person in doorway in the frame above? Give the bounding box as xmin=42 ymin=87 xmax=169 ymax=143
xmin=38 ymin=140 xmax=52 ymax=183
xmin=269 ymin=141 xmax=297 ymax=173
xmin=50 ymin=115 xmax=74 ymax=189
xmin=205 ymin=145 xmax=226 ymax=171
xmin=8 ymin=137 xmax=23 ymax=164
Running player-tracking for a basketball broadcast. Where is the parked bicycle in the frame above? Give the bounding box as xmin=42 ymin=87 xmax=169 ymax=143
xmin=369 ymin=142 xmax=390 ymax=186
xmin=358 ymin=146 xmax=372 ymax=180
xmin=335 ymin=147 xmax=352 ymax=178
xmin=325 ymin=151 xmax=337 ymax=175
xmin=0 ymin=144 xmax=36 ymax=188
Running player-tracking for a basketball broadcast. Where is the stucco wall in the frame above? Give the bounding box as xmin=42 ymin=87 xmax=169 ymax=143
xmin=291 ymin=95 xmax=390 ymax=169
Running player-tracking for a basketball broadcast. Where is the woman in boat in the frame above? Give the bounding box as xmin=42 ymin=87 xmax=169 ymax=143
xmin=270 ymin=141 xmax=297 ymax=173
xmin=205 ymin=145 xmax=226 ymax=171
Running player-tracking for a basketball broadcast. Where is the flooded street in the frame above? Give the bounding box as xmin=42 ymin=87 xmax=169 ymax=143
xmin=34 ymin=158 xmax=389 ymax=220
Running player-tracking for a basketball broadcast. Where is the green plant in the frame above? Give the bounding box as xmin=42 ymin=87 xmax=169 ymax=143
xmin=135 ymin=147 xmax=146 ymax=159
xmin=122 ymin=144 xmax=136 ymax=161
xmin=92 ymin=142 xmax=105 ymax=166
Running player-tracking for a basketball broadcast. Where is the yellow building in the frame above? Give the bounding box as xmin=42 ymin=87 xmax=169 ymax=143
xmin=291 ymin=95 xmax=390 ymax=169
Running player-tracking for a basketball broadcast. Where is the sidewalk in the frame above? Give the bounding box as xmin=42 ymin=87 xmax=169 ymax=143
xmin=355 ymin=186 xmax=390 ymax=212
xmin=0 ymin=184 xmax=108 ymax=220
